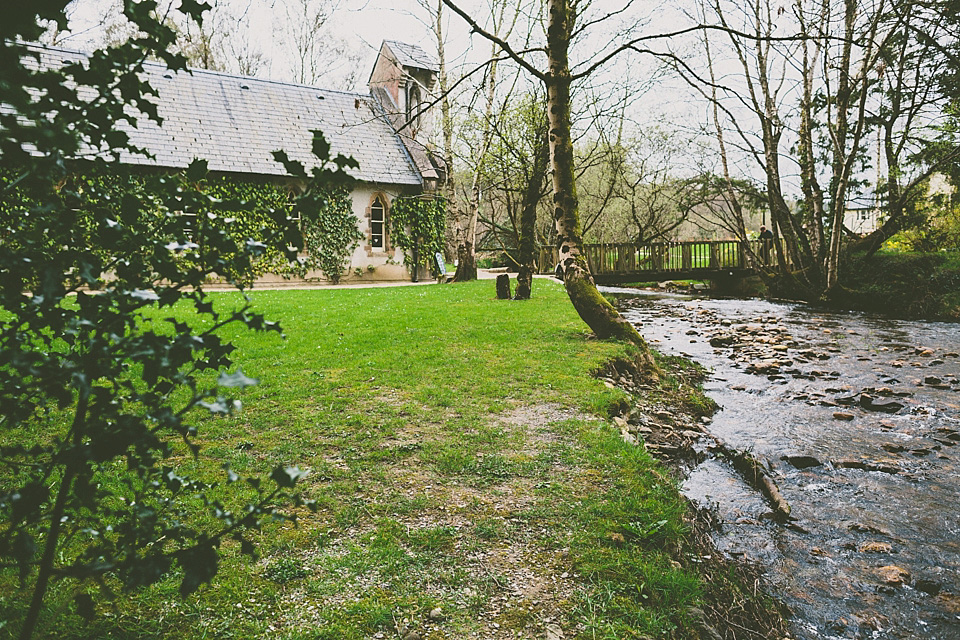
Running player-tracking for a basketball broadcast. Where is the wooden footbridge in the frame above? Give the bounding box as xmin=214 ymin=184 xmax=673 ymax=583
xmin=538 ymin=239 xmax=787 ymax=285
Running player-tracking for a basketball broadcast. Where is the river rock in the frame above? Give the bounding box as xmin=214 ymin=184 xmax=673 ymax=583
xmin=929 ymin=359 xmax=945 ymax=366
xmin=874 ymin=565 xmax=910 ymax=585
xmin=782 ymin=454 xmax=823 ymax=469
xmin=915 ymin=577 xmax=942 ymax=596
xmin=834 ymin=458 xmax=900 ymax=474
xmin=924 ymin=376 xmax=942 ymax=385
xmin=747 ymin=359 xmax=783 ymax=374
xmin=849 ymin=522 xmax=892 ymax=536
xmin=859 ymin=395 xmax=905 ymax=413
xmin=833 ymin=412 xmax=856 ymax=421
xmin=709 ymin=333 xmax=736 ymax=347
xmin=858 ymin=541 xmax=893 ymax=554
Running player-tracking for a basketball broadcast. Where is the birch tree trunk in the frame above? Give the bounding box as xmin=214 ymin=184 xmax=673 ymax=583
xmin=436 ymin=0 xmax=461 ymax=269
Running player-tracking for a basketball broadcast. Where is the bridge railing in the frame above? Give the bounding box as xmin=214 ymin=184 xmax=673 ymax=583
xmin=538 ymin=239 xmax=788 ymax=276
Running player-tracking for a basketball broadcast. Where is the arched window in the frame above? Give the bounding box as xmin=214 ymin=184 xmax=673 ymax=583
xmin=370 ymin=194 xmax=387 ymax=249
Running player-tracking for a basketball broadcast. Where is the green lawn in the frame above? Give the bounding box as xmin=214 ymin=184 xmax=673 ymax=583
xmin=1 ymin=279 xmax=764 ymax=639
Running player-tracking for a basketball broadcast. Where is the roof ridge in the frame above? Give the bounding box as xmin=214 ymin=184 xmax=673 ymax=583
xmin=21 ymin=42 xmax=368 ymax=99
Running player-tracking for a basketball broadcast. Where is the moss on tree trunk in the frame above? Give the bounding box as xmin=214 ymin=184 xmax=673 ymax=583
xmin=546 ymin=0 xmax=657 ymax=377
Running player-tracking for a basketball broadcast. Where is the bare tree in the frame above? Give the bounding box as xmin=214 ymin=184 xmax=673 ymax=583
xmin=679 ymin=0 xmax=958 ymax=298
xmin=442 ymin=0 xmax=670 ymax=365
xmin=275 ymin=0 xmax=362 ymax=89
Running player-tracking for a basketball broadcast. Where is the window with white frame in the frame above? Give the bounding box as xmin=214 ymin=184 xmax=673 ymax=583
xmin=370 ymin=195 xmax=387 ymax=249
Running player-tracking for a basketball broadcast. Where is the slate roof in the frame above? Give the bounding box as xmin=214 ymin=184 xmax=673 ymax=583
xmin=23 ymin=45 xmax=423 ymax=186
xmin=382 ymin=40 xmax=438 ymax=73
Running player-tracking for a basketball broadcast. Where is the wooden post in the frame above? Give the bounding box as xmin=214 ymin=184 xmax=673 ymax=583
xmin=682 ymin=244 xmax=692 ymax=270
xmin=496 ymin=273 xmax=512 ymax=299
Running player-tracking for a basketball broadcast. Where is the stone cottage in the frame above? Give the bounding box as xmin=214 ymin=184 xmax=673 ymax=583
xmin=29 ymin=40 xmax=443 ymax=283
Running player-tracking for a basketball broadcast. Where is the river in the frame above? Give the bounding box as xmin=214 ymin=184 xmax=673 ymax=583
xmin=612 ymin=289 xmax=960 ymax=640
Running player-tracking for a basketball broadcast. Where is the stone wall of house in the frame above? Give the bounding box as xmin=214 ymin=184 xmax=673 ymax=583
xmin=346 ymin=184 xmax=411 ymax=282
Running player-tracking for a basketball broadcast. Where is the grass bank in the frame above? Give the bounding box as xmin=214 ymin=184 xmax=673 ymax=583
xmin=3 ymin=279 xmax=783 ymax=639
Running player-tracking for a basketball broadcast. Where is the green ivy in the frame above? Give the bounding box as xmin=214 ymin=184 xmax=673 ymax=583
xmin=1 ymin=167 xmax=368 ymax=285
xmin=390 ymin=195 xmax=446 ymax=270
xmin=297 ymin=186 xmax=363 ymax=283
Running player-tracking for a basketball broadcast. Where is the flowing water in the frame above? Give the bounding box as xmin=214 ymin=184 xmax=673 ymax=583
xmin=612 ymin=289 xmax=960 ymax=640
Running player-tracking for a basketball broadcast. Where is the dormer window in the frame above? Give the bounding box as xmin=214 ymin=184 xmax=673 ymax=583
xmin=406 ymin=84 xmax=421 ymax=131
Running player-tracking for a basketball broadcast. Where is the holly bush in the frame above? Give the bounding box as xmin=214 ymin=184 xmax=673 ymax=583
xmin=0 ymin=3 xmax=355 ymax=639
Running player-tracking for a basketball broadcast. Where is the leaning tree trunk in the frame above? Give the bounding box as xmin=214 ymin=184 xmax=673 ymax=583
xmin=545 ymin=0 xmax=656 ymax=374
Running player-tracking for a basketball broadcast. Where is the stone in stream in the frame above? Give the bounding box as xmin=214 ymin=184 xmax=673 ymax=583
xmin=915 ymin=577 xmax=942 ymax=596
xmin=874 ymin=565 xmax=910 ymax=586
xmin=746 ymin=359 xmax=783 ymax=374
xmin=858 ymin=541 xmax=893 ymax=554
xmin=849 ymin=522 xmax=892 ymax=536
xmin=833 ymin=459 xmax=900 ymax=474
xmin=858 ymin=395 xmax=905 ymax=414
xmin=782 ymin=455 xmax=823 ymax=469
xmin=833 ymin=412 xmax=856 ymax=421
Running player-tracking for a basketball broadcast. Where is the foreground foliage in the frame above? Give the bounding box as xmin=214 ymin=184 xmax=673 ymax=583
xmin=0 ymin=3 xmax=352 ymax=638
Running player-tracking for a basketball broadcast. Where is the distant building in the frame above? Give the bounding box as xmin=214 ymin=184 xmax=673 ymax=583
xmin=23 ymin=41 xmax=444 ymax=283
xmin=844 ymin=193 xmax=882 ymax=235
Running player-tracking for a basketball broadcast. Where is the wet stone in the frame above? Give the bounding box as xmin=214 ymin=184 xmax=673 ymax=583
xmin=782 ymin=455 xmax=823 ymax=469
xmin=874 ymin=565 xmax=910 ymax=586
xmin=833 ymin=412 xmax=856 ymax=421
xmin=915 ymin=578 xmax=942 ymax=596
xmin=849 ymin=523 xmax=892 ymax=536
xmin=858 ymin=541 xmax=893 ymax=554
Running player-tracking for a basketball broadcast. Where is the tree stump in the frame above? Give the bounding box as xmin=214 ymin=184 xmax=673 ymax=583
xmin=496 ymin=274 xmax=512 ymax=299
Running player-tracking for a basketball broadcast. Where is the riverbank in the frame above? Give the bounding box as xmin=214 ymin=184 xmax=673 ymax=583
xmin=834 ymin=251 xmax=960 ymax=320
xmin=1 ymin=279 xmax=786 ymax=639
xmin=616 ymin=250 xmax=960 ymax=322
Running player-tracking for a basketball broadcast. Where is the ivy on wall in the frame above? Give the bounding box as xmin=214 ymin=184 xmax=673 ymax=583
xmin=297 ymin=186 xmax=363 ymax=283
xmin=2 ymin=166 xmax=366 ymax=284
xmin=390 ymin=195 xmax=446 ymax=271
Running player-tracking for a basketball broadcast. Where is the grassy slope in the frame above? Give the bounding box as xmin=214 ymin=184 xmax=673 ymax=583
xmin=7 ymin=280 xmax=759 ymax=639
